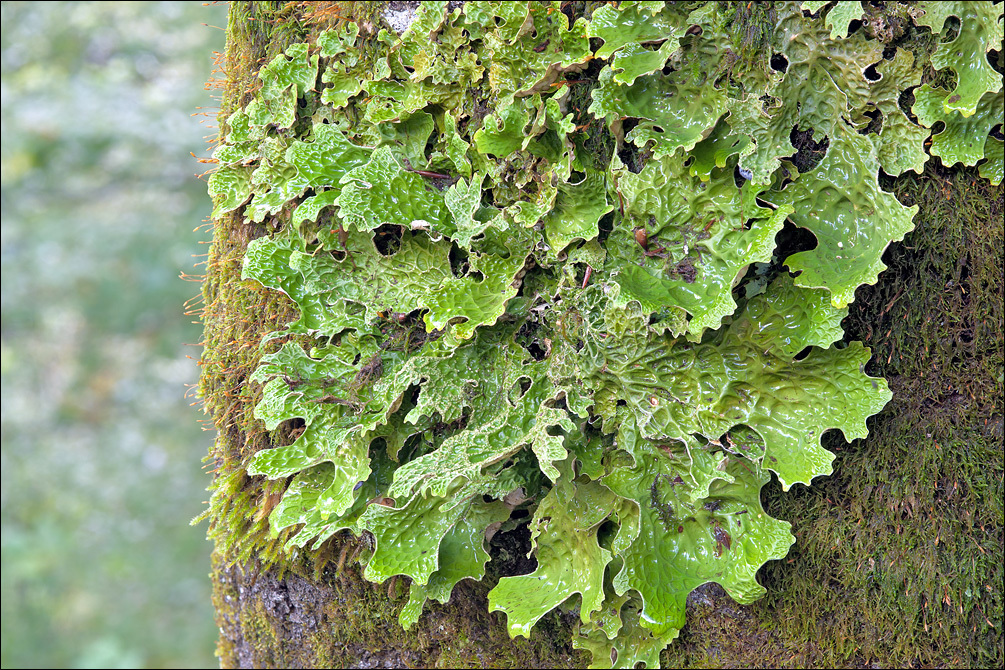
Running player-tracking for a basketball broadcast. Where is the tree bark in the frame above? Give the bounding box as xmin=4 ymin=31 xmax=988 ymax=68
xmin=200 ymin=2 xmax=1003 ymax=667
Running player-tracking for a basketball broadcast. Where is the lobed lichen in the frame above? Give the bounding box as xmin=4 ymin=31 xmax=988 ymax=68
xmin=198 ymin=2 xmax=1004 ymax=667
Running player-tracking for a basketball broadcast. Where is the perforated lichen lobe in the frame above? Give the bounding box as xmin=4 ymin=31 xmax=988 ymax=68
xmin=200 ymin=2 xmax=1002 ymax=666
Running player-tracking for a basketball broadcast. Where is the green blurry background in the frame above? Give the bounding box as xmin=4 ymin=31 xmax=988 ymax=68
xmin=2 ymin=2 xmax=227 ymax=667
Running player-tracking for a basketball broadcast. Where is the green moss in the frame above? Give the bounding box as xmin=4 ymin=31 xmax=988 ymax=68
xmin=210 ymin=547 xmax=591 ymax=668
xmin=720 ymin=1 xmax=776 ymax=73
xmin=195 ymin=1 xmax=328 ymax=566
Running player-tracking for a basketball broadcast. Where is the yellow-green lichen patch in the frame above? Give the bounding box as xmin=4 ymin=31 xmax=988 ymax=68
xmin=198 ymin=2 xmax=1003 ymax=667
xmin=663 ymin=163 xmax=1003 ymax=669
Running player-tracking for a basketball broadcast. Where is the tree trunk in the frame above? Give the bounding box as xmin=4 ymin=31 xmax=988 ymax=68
xmin=199 ymin=2 xmax=1003 ymax=667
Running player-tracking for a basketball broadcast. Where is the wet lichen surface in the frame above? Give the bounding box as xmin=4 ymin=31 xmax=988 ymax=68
xmin=198 ymin=2 xmax=1004 ymax=667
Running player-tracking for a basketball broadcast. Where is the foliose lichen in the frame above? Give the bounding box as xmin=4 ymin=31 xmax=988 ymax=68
xmin=201 ymin=2 xmax=1003 ymax=666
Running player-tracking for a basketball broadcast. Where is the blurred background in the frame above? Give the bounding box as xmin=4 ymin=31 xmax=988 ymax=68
xmin=2 ymin=2 xmax=228 ymax=667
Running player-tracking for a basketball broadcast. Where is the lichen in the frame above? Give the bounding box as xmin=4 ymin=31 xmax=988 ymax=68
xmin=198 ymin=2 xmax=1004 ymax=667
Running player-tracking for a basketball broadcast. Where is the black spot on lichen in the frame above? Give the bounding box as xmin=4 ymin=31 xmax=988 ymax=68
xmin=788 ymin=127 xmax=829 ymax=173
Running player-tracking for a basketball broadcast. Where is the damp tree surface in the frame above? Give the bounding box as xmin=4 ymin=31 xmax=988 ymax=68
xmin=198 ymin=2 xmax=1003 ymax=667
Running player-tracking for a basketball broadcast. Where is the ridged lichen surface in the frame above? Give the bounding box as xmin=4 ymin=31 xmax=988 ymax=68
xmin=198 ymin=2 xmax=1004 ymax=667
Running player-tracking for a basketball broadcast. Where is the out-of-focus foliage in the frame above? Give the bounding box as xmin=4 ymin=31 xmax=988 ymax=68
xmin=1 ymin=2 xmax=224 ymax=667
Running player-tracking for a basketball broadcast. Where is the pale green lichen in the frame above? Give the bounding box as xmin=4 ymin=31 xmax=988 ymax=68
xmin=203 ymin=2 xmax=1003 ymax=666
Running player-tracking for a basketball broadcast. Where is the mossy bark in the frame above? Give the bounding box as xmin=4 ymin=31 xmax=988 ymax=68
xmin=201 ymin=2 xmax=1003 ymax=667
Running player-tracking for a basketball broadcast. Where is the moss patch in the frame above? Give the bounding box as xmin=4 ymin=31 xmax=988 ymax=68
xmin=211 ymin=550 xmax=590 ymax=668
